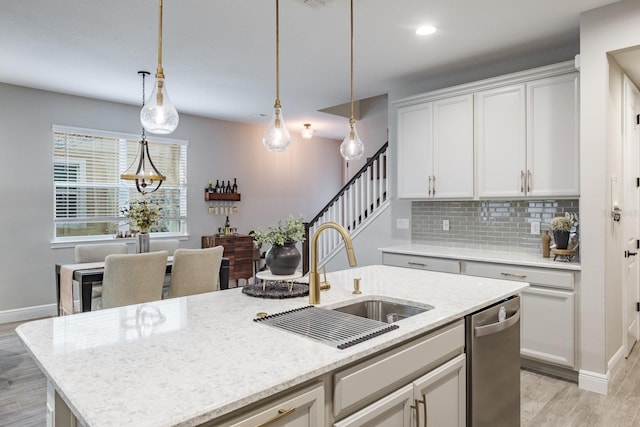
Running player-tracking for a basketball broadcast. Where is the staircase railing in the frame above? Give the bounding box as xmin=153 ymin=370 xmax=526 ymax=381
xmin=302 ymin=142 xmax=389 ymax=274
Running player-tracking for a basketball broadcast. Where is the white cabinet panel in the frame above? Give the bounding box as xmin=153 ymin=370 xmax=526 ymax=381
xmin=226 ymin=384 xmax=324 ymax=427
xmin=397 ymin=103 xmax=433 ymax=198
xmin=432 ymin=95 xmax=474 ymax=199
xmin=413 ymin=354 xmax=466 ymax=427
xmin=334 ymin=385 xmax=413 ymax=427
xmin=521 ymin=286 xmax=575 ymax=368
xmin=382 ymin=253 xmax=461 ymax=274
xmin=475 ymin=84 xmax=527 ymax=198
xmin=526 ymin=73 xmax=580 ymax=197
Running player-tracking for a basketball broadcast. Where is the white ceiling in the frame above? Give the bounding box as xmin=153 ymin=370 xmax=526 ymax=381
xmin=0 ymin=0 xmax=621 ymax=139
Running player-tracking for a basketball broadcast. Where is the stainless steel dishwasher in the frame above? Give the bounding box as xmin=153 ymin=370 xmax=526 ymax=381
xmin=465 ymin=295 xmax=521 ymax=427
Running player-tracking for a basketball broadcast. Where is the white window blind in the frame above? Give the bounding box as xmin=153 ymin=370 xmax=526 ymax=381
xmin=53 ymin=125 xmax=188 ymax=241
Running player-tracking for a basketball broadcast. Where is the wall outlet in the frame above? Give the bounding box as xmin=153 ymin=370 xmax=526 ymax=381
xmin=531 ymin=221 xmax=540 ymax=235
xmin=443 ymin=219 xmax=449 ymax=231
xmin=396 ymin=218 xmax=410 ymax=229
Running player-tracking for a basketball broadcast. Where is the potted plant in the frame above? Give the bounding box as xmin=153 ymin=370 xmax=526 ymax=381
xmin=550 ymin=216 xmax=572 ymax=250
xmin=121 ymin=197 xmax=162 ymax=252
xmin=250 ymin=215 xmax=305 ymax=275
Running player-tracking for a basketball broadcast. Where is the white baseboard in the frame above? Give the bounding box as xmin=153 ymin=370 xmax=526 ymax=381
xmin=578 ymin=369 xmax=609 ymax=395
xmin=0 ymin=304 xmax=57 ymax=324
xmin=608 ymin=345 xmax=626 ymax=381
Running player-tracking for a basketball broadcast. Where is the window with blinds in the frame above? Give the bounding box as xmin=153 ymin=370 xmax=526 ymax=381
xmin=53 ymin=125 xmax=188 ymax=241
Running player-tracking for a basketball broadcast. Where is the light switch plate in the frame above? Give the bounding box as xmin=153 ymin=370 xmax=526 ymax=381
xmin=443 ymin=219 xmax=449 ymax=231
xmin=531 ymin=221 xmax=540 ymax=235
xmin=396 ymin=218 xmax=410 ymax=229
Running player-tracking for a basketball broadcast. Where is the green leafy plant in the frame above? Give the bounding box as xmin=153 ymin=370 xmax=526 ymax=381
xmin=250 ymin=215 xmax=305 ymax=246
xmin=121 ymin=197 xmax=162 ymax=232
xmin=550 ymin=216 xmax=572 ymax=232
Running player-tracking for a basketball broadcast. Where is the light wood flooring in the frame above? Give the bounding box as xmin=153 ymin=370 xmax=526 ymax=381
xmin=2 ymin=319 xmax=640 ymax=426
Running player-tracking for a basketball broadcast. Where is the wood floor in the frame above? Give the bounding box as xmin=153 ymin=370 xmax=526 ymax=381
xmin=2 ymin=319 xmax=640 ymax=426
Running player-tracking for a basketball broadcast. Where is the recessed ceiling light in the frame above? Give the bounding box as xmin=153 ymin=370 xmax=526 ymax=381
xmin=416 ymin=25 xmax=436 ymax=36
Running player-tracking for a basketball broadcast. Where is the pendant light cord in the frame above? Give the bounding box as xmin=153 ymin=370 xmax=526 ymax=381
xmin=349 ymin=0 xmax=354 ymax=124
xmin=156 ymin=0 xmax=165 ymax=79
xmin=274 ymin=0 xmax=281 ymax=108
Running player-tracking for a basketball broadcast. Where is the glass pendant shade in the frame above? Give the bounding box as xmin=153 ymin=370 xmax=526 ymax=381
xmin=140 ymin=77 xmax=179 ymax=134
xmin=263 ymin=106 xmax=291 ymax=152
xmin=340 ymin=120 xmax=364 ymax=161
xmin=301 ymin=123 xmax=314 ymax=139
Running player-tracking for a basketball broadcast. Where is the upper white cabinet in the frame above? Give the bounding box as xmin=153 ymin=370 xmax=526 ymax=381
xmin=397 ymin=94 xmax=474 ymax=199
xmin=526 ymin=73 xmax=580 ymax=197
xmin=475 ymin=85 xmax=527 ymax=198
xmin=395 ymin=61 xmax=579 ymax=200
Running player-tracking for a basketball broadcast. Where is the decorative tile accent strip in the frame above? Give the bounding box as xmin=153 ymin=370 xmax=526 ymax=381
xmin=411 ymin=200 xmax=579 ymax=253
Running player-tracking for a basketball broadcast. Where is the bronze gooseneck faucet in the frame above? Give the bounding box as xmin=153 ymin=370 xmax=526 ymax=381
xmin=309 ymin=222 xmax=357 ymax=304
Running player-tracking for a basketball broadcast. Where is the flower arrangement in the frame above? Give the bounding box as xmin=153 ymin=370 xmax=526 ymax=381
xmin=250 ymin=215 xmax=305 ymax=246
xmin=550 ymin=216 xmax=572 ymax=232
xmin=121 ymin=197 xmax=162 ymax=233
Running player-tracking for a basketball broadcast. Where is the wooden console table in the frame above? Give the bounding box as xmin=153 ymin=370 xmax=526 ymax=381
xmin=202 ymin=234 xmax=253 ymax=282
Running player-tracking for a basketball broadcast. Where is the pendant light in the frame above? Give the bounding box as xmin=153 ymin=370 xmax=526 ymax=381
xmin=340 ymin=0 xmax=364 ymax=161
xmin=140 ymin=0 xmax=179 ymax=135
xmin=263 ymin=0 xmax=291 ymax=152
xmin=122 ymin=71 xmax=166 ymax=195
xmin=301 ymin=123 xmax=314 ymax=139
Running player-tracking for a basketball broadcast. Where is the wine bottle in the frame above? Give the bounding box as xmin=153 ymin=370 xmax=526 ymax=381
xmin=226 ymin=180 xmax=232 ymax=193
xmin=208 ymin=180 xmax=213 ymax=193
xmin=224 ymin=216 xmax=231 ymax=235
xmin=214 ymin=180 xmax=221 ymax=193
xmin=232 ymin=178 xmax=238 ymax=193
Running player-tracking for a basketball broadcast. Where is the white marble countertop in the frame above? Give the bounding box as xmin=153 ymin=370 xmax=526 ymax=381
xmin=17 ymin=265 xmax=528 ymax=427
xmin=379 ymin=244 xmax=581 ymax=271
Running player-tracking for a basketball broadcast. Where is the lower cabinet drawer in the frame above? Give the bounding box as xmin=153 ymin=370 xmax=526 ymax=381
xmin=463 ymin=261 xmax=575 ymax=290
xmin=333 ymin=320 xmax=464 ymax=419
xmin=382 ymin=253 xmax=461 ymax=274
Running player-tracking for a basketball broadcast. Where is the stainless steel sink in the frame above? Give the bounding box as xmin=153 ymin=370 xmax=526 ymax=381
xmin=331 ymin=299 xmax=433 ymax=323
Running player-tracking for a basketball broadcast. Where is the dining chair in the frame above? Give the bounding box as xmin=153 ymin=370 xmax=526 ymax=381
xmin=167 ymin=246 xmax=224 ymax=298
xmin=149 ymin=239 xmax=180 ymax=255
xmin=74 ymin=243 xmax=129 ymax=311
xmin=99 ymin=251 xmax=168 ymax=309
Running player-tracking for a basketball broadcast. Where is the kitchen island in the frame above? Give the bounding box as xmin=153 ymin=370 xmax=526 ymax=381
xmin=17 ymin=265 xmax=527 ymax=426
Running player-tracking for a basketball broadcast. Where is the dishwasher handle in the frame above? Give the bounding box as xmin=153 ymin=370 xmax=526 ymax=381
xmin=474 ymin=309 xmax=520 ymax=337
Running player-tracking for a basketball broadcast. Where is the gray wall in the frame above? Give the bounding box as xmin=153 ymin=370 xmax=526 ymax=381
xmin=0 ymin=83 xmax=343 ymax=319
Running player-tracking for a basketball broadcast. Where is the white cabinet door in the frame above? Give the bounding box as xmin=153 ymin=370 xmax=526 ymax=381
xmin=526 ymin=73 xmax=579 ymax=197
xmin=227 ymin=384 xmax=324 ymax=427
xmin=397 ymin=103 xmax=433 ymax=198
xmin=432 ymin=94 xmax=474 ymax=199
xmin=413 ymin=354 xmax=466 ymax=427
xmin=334 ymin=385 xmax=413 ymax=427
xmin=521 ymin=286 xmax=575 ymax=368
xmin=475 ymin=85 xmax=527 ymax=198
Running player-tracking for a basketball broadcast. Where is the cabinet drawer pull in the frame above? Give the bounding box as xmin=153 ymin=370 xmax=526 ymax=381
xmin=428 ymin=176 xmax=432 ymax=196
xmin=257 ymin=408 xmax=295 ymax=427
xmin=408 ymin=262 xmax=427 ymax=268
xmin=500 ymin=272 xmax=527 ymax=279
xmin=520 ymin=170 xmax=525 ymax=193
xmin=527 ymin=170 xmax=532 ymax=193
xmin=432 ymin=175 xmax=436 ymax=196
xmin=411 ymin=400 xmax=420 ymax=427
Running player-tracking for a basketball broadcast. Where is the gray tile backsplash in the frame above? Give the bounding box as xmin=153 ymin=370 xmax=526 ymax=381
xmin=411 ymin=200 xmax=579 ymax=253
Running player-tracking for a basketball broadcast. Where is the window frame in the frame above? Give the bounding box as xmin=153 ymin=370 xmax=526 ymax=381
xmin=51 ymin=125 xmax=189 ymax=245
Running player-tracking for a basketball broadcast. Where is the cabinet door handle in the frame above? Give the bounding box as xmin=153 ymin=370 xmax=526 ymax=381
xmin=417 ymin=394 xmax=427 ymax=427
xmin=256 ymin=408 xmax=295 ymax=427
xmin=520 ymin=170 xmax=525 ymax=193
xmin=527 ymin=170 xmax=532 ymax=193
xmin=500 ymin=272 xmax=527 ymax=279
xmin=625 ymin=250 xmax=638 ymax=258
xmin=432 ymin=175 xmax=436 ymax=196
xmin=411 ymin=400 xmax=420 ymax=427
xmin=408 ymin=262 xmax=427 ymax=268
xmin=428 ymin=176 xmax=432 ymax=196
